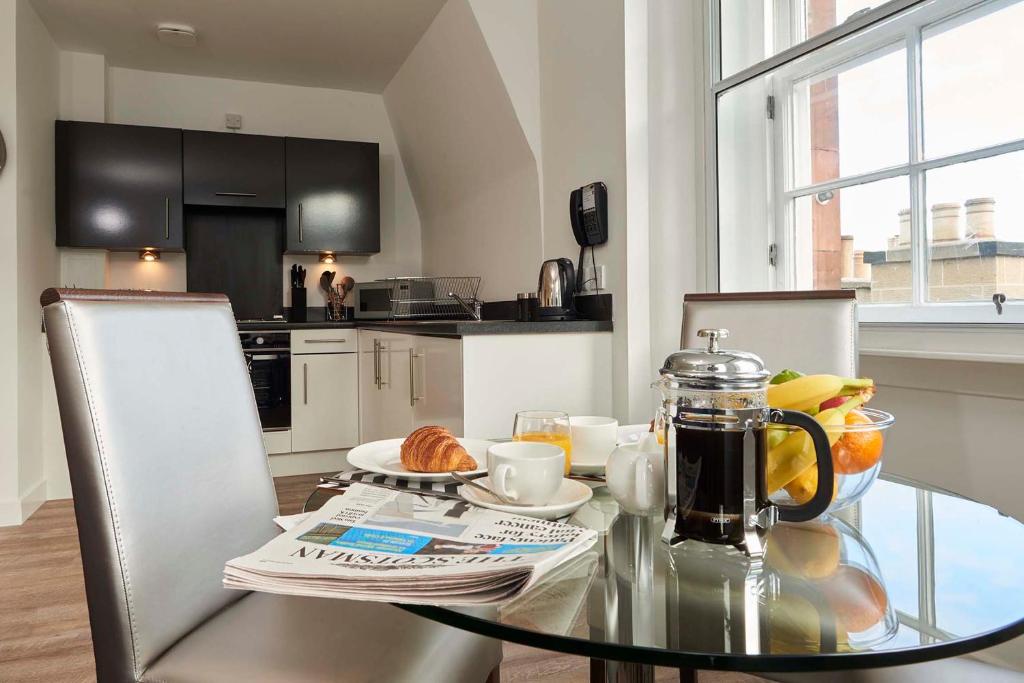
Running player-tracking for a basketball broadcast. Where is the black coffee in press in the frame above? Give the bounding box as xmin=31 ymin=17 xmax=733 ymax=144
xmin=674 ymin=426 xmax=767 ymax=546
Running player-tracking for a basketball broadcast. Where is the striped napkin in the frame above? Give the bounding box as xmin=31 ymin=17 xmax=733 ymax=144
xmin=318 ymin=469 xmax=485 ymax=497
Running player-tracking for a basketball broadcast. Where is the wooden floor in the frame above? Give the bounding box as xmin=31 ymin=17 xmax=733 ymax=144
xmin=0 ymin=473 xmax=764 ymax=682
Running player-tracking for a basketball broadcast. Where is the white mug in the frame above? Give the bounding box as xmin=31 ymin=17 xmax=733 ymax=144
xmin=487 ymin=441 xmax=564 ymax=505
xmin=569 ymin=416 xmax=619 ymax=467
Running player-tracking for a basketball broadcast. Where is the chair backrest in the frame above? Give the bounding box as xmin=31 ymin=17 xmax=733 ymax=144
xmin=681 ymin=290 xmax=858 ymax=376
xmin=41 ymin=288 xmax=279 ymax=681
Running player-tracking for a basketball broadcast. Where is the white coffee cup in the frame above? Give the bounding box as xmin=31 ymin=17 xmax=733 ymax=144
xmin=569 ymin=416 xmax=619 ymax=467
xmin=486 ymin=441 xmax=565 ymax=506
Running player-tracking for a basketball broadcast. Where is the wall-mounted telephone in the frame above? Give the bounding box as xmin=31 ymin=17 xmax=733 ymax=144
xmin=570 ymin=182 xmax=607 ymax=292
xmin=570 ymin=182 xmax=608 ymax=247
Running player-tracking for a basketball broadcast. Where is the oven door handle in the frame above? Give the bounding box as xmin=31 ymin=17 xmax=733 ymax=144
xmin=246 ymin=353 xmax=288 ymax=360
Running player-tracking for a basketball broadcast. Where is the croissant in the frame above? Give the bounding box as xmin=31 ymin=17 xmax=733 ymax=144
xmin=401 ymin=426 xmax=477 ymax=473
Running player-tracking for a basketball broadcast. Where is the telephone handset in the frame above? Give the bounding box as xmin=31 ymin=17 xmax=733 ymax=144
xmin=570 ymin=182 xmax=608 ymax=247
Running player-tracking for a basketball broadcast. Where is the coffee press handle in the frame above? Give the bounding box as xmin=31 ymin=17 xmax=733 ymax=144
xmin=770 ymin=409 xmax=835 ymax=523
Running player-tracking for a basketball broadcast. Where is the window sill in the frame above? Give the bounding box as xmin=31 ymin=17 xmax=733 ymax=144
xmin=859 ymin=322 xmax=1024 ymax=364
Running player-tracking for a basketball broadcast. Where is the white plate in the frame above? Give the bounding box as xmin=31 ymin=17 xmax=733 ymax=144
xmin=346 ymin=437 xmax=492 ymax=482
xmin=460 ymin=477 xmax=594 ymax=520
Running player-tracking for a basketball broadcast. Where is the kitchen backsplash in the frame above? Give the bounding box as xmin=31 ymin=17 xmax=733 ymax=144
xmin=61 ymin=248 xmax=420 ymax=310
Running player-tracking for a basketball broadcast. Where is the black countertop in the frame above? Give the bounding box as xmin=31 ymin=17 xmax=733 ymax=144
xmin=235 ymin=318 xmax=612 ymax=336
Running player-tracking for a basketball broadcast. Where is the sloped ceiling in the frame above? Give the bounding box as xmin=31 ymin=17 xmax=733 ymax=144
xmin=383 ymin=0 xmax=542 ymax=300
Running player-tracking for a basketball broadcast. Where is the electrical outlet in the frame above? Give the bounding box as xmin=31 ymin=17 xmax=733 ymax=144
xmin=225 ymin=113 xmax=243 ymax=130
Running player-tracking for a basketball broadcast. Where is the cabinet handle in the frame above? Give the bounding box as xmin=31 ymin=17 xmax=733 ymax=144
xmin=214 ymin=192 xmax=257 ymax=197
xmin=164 ymin=197 xmax=170 ymax=240
xmin=373 ymin=339 xmax=380 ymax=389
xmin=304 ymin=338 xmax=347 ymax=344
xmin=303 ymin=362 xmax=308 ymax=405
xmin=298 ymin=202 xmax=304 ymax=243
xmin=379 ymin=341 xmax=389 ymax=389
xmin=409 ymin=349 xmax=425 ymax=406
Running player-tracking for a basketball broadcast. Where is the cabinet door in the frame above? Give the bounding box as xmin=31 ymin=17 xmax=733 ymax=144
xmin=358 ymin=331 xmax=415 ymax=442
xmin=183 ymin=131 xmax=285 ymax=208
xmin=56 ymin=121 xmax=183 ymax=249
xmin=285 ymin=137 xmax=380 ymax=253
xmin=291 ymin=353 xmax=359 ymax=453
xmin=411 ymin=336 xmax=464 ymax=435
xmin=358 ymin=330 xmax=388 ymax=443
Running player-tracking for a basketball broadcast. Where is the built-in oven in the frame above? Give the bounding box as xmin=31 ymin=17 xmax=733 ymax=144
xmin=240 ymin=331 xmax=291 ymax=431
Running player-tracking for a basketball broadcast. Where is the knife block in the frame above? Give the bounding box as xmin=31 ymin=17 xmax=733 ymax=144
xmin=291 ymin=288 xmax=307 ymax=322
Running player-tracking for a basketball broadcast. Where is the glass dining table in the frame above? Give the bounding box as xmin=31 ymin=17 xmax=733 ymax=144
xmin=304 ymin=473 xmax=1024 ymax=681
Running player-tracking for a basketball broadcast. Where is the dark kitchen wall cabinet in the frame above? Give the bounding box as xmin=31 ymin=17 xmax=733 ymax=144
xmin=56 ymin=121 xmax=183 ymax=250
xmin=285 ymin=137 xmax=380 ymax=254
xmin=183 ymin=131 xmax=285 ymax=208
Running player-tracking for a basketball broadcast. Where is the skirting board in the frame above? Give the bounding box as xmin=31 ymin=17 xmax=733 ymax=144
xmin=0 ymin=478 xmax=48 ymax=527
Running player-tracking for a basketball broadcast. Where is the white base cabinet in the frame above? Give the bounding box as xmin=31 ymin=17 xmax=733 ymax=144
xmin=359 ymin=329 xmax=612 ymax=441
xmin=290 ymin=329 xmax=359 ymax=453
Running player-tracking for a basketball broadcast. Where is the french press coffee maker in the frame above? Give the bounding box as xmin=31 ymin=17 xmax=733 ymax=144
xmin=655 ymin=329 xmax=834 ymax=558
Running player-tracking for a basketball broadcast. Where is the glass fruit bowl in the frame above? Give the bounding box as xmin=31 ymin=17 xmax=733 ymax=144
xmin=770 ymin=407 xmax=895 ymax=514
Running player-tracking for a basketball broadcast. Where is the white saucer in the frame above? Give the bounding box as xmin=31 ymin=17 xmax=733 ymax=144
xmin=346 ymin=437 xmax=492 ymax=482
xmin=570 ymin=462 xmax=606 ymax=475
xmin=460 ymin=477 xmax=594 ymax=520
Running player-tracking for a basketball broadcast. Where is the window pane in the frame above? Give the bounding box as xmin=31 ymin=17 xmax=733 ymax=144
xmin=922 ymin=1 xmax=1024 ymax=158
xmin=925 ymin=151 xmax=1024 ymax=304
xmin=793 ymin=175 xmax=911 ymax=301
xmin=860 ymin=481 xmax=919 ymax=628
xmin=720 ymin=0 xmax=876 ymax=79
xmin=791 ymin=46 xmax=908 ymax=188
xmin=718 ymin=76 xmax=774 ymax=292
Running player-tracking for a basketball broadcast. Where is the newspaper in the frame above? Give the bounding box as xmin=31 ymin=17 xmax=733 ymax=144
xmin=224 ymin=483 xmax=599 ymax=605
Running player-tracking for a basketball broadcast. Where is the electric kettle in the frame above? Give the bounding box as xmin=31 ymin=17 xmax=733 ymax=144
xmin=654 ymin=329 xmax=834 ymax=558
xmin=536 ymin=258 xmax=576 ymax=320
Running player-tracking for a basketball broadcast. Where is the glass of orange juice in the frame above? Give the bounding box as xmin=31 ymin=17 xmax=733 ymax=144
xmin=512 ymin=410 xmax=572 ymax=475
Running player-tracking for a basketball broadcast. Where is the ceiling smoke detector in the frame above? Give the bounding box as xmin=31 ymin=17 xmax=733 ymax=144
xmin=156 ymin=23 xmax=197 ymax=47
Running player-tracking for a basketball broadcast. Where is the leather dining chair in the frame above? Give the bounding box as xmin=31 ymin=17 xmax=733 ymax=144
xmin=680 ymin=290 xmax=858 ymax=376
xmin=41 ymin=288 xmax=502 ymax=683
xmin=681 ymin=290 xmax=1022 ymax=682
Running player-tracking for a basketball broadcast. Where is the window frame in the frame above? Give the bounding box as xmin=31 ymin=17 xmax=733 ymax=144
xmin=707 ymin=0 xmax=1024 ymax=324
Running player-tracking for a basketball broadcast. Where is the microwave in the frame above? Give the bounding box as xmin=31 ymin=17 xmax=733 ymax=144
xmin=351 ymin=280 xmax=434 ymax=319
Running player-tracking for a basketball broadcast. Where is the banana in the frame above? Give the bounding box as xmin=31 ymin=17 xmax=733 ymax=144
xmin=768 ymin=374 xmax=875 ymax=412
xmin=765 ymin=392 xmax=869 ymax=494
xmin=767 ymin=374 xmax=845 ymax=412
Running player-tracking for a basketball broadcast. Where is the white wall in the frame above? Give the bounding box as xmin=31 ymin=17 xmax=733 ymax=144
xmin=0 ymin=0 xmax=21 ymax=523
xmin=100 ymin=66 xmax=422 ymax=299
xmin=16 ymin=0 xmax=59 ymax=512
xmin=469 ymin=0 xmax=543 ymax=220
xmin=538 ymin=0 xmax=634 ymax=419
xmin=0 ymin=0 xmax=60 ymax=525
xmin=58 ymin=51 xmax=105 ymax=122
xmin=647 ymin=0 xmax=704 ymax=414
xmin=384 ymin=0 xmax=542 ymax=302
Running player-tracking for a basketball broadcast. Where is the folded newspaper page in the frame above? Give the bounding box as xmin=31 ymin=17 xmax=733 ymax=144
xmin=225 ymin=483 xmax=599 ymax=605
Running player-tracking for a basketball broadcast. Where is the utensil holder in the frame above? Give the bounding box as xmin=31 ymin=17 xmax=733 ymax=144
xmin=291 ymin=287 xmax=307 ymax=322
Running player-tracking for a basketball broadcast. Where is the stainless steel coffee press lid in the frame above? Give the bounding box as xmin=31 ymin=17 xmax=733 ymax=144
xmin=659 ymin=329 xmax=771 ymax=391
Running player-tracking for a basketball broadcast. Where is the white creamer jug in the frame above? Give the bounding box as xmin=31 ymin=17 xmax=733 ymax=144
xmin=606 ymin=433 xmax=665 ymax=515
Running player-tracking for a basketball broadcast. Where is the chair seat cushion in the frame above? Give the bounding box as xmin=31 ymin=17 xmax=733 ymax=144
xmin=142 ymin=592 xmax=501 ymax=683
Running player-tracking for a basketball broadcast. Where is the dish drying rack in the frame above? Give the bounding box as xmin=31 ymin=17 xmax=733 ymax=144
xmin=385 ymin=276 xmax=482 ymax=320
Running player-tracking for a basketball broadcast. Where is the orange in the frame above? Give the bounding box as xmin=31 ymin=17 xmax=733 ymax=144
xmin=831 ymin=410 xmax=884 ymax=475
xmin=820 ymin=565 xmax=888 ymax=633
